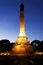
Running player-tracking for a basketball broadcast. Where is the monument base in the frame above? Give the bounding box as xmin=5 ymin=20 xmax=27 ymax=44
xmin=12 ymin=36 xmax=33 ymax=56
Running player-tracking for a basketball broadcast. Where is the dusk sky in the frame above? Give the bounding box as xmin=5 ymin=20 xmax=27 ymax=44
xmin=0 ymin=0 xmax=43 ymax=42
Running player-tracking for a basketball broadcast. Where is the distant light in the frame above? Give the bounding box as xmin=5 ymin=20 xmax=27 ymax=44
xmin=34 ymin=52 xmax=43 ymax=55
xmin=0 ymin=52 xmax=11 ymax=56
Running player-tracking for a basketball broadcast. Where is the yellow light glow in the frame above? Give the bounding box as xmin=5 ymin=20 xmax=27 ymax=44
xmin=34 ymin=52 xmax=43 ymax=55
xmin=20 ymin=18 xmax=25 ymax=33
xmin=16 ymin=36 xmax=29 ymax=45
xmin=19 ymin=32 xmax=26 ymax=37
xmin=12 ymin=44 xmax=27 ymax=56
xmin=15 ymin=45 xmax=21 ymax=52
xmin=0 ymin=52 xmax=11 ymax=56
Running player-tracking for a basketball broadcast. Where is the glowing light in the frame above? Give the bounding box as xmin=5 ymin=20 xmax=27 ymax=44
xmin=0 ymin=52 xmax=11 ymax=56
xmin=12 ymin=44 xmax=27 ymax=56
xmin=19 ymin=32 xmax=26 ymax=37
xmin=34 ymin=52 xmax=43 ymax=55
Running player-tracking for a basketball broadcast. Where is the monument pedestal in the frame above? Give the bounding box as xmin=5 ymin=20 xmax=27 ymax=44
xmin=12 ymin=36 xmax=33 ymax=56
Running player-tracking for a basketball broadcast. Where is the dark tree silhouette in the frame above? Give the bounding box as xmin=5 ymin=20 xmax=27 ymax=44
xmin=10 ymin=42 xmax=15 ymax=52
xmin=31 ymin=40 xmax=40 ymax=52
xmin=39 ymin=41 xmax=43 ymax=51
xmin=0 ymin=39 xmax=10 ymax=52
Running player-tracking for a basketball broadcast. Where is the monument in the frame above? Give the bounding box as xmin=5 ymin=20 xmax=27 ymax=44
xmin=12 ymin=3 xmax=33 ymax=56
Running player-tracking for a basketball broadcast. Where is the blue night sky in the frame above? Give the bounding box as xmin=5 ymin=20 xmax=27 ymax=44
xmin=0 ymin=0 xmax=43 ymax=42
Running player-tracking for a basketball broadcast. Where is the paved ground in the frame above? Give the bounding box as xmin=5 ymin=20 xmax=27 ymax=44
xmin=0 ymin=56 xmax=43 ymax=65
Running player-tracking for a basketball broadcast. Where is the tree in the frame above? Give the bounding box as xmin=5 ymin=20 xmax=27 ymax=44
xmin=0 ymin=39 xmax=10 ymax=52
xmin=31 ymin=40 xmax=40 ymax=52
xmin=10 ymin=42 xmax=15 ymax=52
xmin=39 ymin=41 xmax=43 ymax=51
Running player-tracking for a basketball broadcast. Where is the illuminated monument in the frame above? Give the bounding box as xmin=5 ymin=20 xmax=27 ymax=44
xmin=16 ymin=3 xmax=29 ymax=44
xmin=12 ymin=3 xmax=33 ymax=56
